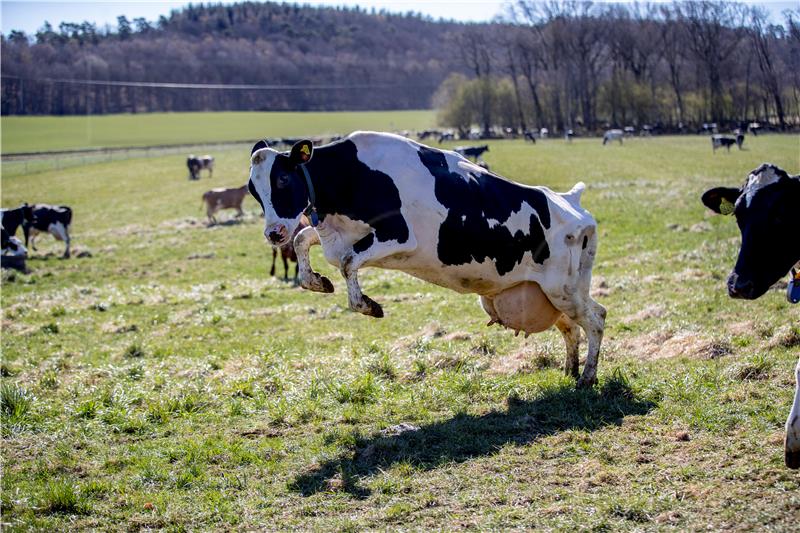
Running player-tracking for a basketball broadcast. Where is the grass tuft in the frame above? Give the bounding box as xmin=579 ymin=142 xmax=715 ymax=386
xmin=41 ymin=481 xmax=89 ymax=515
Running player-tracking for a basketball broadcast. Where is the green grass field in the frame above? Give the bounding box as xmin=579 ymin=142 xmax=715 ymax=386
xmin=1 ymin=110 xmax=437 ymax=154
xmin=2 ymin=131 xmax=800 ymax=530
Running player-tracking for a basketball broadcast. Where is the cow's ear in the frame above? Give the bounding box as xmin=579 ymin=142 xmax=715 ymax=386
xmin=251 ymin=140 xmax=268 ymax=155
xmin=289 ymin=140 xmax=314 ymax=166
xmin=702 ymin=187 xmax=740 ymax=215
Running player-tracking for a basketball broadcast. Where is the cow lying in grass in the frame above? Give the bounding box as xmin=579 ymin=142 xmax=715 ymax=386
xmin=702 ymin=163 xmax=800 ymax=468
xmin=248 ymin=132 xmax=606 ymax=387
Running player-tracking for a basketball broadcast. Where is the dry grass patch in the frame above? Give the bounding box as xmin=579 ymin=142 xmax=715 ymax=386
xmin=619 ymin=329 xmax=732 ymax=361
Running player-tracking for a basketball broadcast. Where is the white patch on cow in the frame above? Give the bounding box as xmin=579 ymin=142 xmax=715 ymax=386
xmin=487 ymin=218 xmax=500 ymax=228
xmin=503 ymin=202 xmax=539 ymax=236
xmin=743 ymin=166 xmax=782 ymax=207
xmin=48 ymin=222 xmax=68 ymax=242
xmin=249 ymin=148 xmax=304 ymax=245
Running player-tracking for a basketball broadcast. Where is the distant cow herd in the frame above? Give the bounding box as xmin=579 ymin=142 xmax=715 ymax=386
xmin=3 ymin=130 xmax=797 ymax=468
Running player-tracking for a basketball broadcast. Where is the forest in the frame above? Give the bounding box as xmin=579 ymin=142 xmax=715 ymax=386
xmin=1 ymin=1 xmax=798 ymax=133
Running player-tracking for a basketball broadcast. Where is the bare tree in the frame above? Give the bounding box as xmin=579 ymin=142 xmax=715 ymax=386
xmin=749 ymin=7 xmax=786 ymax=129
xmin=678 ymin=0 xmax=748 ymax=125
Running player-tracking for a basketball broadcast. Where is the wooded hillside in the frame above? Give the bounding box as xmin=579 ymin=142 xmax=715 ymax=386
xmin=1 ymin=2 xmax=465 ymax=114
xmin=1 ymin=1 xmax=798 ymax=132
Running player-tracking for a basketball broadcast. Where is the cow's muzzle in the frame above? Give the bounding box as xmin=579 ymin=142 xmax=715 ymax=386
xmin=727 ymin=272 xmax=756 ymax=300
xmin=265 ymin=224 xmax=289 ymax=246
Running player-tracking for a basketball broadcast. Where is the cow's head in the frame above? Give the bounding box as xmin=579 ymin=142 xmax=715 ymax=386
xmin=702 ymin=163 xmax=800 ymax=300
xmin=248 ymin=139 xmax=314 ymax=247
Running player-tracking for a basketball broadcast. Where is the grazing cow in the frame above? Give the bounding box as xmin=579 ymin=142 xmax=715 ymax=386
xmin=438 ymin=132 xmax=455 ymax=144
xmin=248 ymin=132 xmax=606 ymax=387
xmin=602 ymin=129 xmax=624 ymax=145
xmin=187 ymin=155 xmax=214 ymax=180
xmin=701 ymin=163 xmax=800 ymax=468
xmin=271 ymin=216 xmax=309 ymax=282
xmin=455 ymin=145 xmax=489 ymax=161
xmin=711 ymin=134 xmax=744 ymax=152
xmin=523 ymin=130 xmax=537 ymax=143
xmin=202 ymin=185 xmax=248 ymax=224
xmin=539 ymin=128 xmax=549 ymax=139
xmin=565 ymin=129 xmax=575 ymax=142
xmin=24 ymin=204 xmax=72 ymax=258
xmin=623 ymin=126 xmax=636 ymax=136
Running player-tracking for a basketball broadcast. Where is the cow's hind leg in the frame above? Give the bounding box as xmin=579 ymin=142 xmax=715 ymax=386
xmin=270 ymin=247 xmax=277 ymax=277
xmin=295 ymin=226 xmax=334 ymax=293
xmin=49 ymin=222 xmax=70 ymax=258
xmin=785 ymin=356 xmax=800 ymax=469
xmin=555 ymin=314 xmax=580 ymax=379
xmin=542 ymin=226 xmax=606 ymax=388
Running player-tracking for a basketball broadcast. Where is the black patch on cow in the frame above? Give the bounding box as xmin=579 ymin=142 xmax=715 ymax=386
xmin=268 ymin=154 xmax=315 ymax=220
xmin=417 ymin=146 xmax=551 ymax=276
xmin=248 ymin=180 xmax=264 ymax=213
xmin=303 ymin=139 xmax=409 ymax=248
xmin=582 ymin=235 xmax=588 ymax=250
xmin=353 ymin=232 xmax=375 ymax=254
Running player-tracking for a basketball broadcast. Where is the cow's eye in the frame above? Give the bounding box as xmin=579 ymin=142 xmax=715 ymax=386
xmin=276 ymin=175 xmax=291 ymax=189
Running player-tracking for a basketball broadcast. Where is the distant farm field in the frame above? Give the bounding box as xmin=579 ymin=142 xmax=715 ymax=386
xmin=0 ymin=110 xmax=437 ymax=154
xmin=2 ymin=133 xmax=800 ymax=530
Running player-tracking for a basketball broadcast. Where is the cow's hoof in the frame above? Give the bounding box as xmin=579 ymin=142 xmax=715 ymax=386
xmin=353 ymin=295 xmax=383 ymax=318
xmin=363 ymin=295 xmax=383 ymax=318
xmin=785 ymin=440 xmax=800 ymax=469
xmin=319 ymin=276 xmax=334 ymax=293
xmin=301 ymin=273 xmax=334 ymax=293
xmin=576 ymin=375 xmax=597 ymax=389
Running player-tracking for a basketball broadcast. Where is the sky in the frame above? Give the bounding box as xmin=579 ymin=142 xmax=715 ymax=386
xmin=1 ymin=0 xmax=797 ymax=35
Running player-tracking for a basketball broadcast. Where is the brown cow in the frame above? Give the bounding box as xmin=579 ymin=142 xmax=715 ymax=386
xmin=202 ymin=185 xmax=247 ymax=224
xmin=271 ymin=216 xmax=309 ymax=282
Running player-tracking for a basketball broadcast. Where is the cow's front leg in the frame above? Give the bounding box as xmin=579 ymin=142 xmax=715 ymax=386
xmin=338 ymin=231 xmax=416 ymax=319
xmin=294 ymin=226 xmax=333 ymax=293
xmin=785 ymin=356 xmax=800 ymax=469
xmin=340 ymin=250 xmax=383 ymax=318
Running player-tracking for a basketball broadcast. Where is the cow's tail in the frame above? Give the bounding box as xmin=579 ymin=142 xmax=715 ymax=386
xmin=562 ymin=182 xmax=586 ymax=208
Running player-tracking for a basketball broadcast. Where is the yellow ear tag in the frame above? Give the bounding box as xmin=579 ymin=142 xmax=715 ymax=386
xmin=719 ymin=198 xmax=735 ymax=215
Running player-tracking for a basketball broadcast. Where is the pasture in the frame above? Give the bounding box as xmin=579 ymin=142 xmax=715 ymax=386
xmin=2 ymin=131 xmax=799 ymax=530
xmin=0 ymin=110 xmax=437 ymax=154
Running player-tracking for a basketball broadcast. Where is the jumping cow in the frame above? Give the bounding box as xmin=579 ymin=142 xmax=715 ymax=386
xmin=247 ymin=132 xmax=606 ymax=387
xmin=711 ymin=134 xmax=744 ymax=152
xmin=187 ymin=155 xmax=214 ymax=180
xmin=454 ymin=145 xmax=489 ymax=161
xmin=701 ymin=163 xmax=800 ymax=468
xmin=202 ymin=185 xmax=248 ymax=224
xmin=24 ymin=204 xmax=73 ymax=258
xmin=602 ymin=129 xmax=624 ymax=145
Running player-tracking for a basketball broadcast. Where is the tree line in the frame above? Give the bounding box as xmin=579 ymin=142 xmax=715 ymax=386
xmin=439 ymin=1 xmax=799 ymax=134
xmin=1 ymin=0 xmax=798 ymax=134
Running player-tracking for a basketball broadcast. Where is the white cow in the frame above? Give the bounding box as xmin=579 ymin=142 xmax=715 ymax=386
xmin=248 ymin=132 xmax=606 ymax=387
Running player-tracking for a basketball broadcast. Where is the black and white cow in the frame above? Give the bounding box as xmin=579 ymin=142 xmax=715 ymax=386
xmin=711 ymin=134 xmax=744 ymax=152
xmin=24 ymin=204 xmax=73 ymax=258
xmin=602 ymin=129 xmax=624 ymax=145
xmin=187 ymin=155 xmax=214 ymax=180
xmin=248 ymin=132 xmax=606 ymax=387
xmin=454 ymin=145 xmax=489 ymax=161
xmin=702 ymin=163 xmax=800 ymax=468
